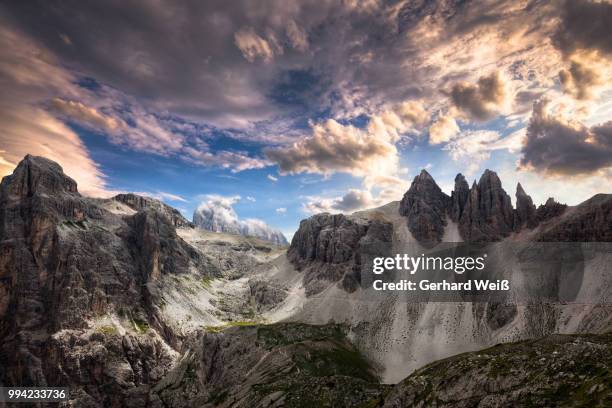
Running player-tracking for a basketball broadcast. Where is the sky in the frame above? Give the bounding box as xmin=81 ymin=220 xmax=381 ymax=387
xmin=0 ymin=0 xmax=611 ymax=239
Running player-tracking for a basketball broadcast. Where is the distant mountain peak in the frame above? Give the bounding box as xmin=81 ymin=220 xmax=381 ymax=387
xmin=193 ymin=199 xmax=288 ymax=245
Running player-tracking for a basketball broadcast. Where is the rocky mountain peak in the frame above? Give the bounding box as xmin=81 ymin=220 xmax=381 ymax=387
xmin=399 ymin=169 xmax=450 ymax=246
xmin=416 ymin=168 xmax=435 ymax=181
xmin=459 ymin=169 xmax=514 ymax=241
xmin=536 ymin=197 xmax=568 ymax=223
xmin=450 ymin=173 xmax=469 ymax=222
xmin=476 ymin=170 xmax=501 ymax=193
xmin=515 ymin=182 xmax=537 ymax=228
xmin=1 ymin=155 xmax=79 ymax=199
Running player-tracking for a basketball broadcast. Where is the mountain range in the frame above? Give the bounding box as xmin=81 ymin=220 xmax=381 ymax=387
xmin=0 ymin=155 xmax=610 ymax=407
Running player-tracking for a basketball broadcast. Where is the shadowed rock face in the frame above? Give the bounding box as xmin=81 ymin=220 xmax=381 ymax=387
xmin=458 ymin=170 xmax=515 ymax=242
xmin=536 ymin=197 xmax=568 ymax=223
xmin=398 ymin=169 xmax=541 ymax=245
xmin=399 ymin=170 xmax=450 ymax=246
xmin=514 ymin=182 xmax=537 ymax=229
xmin=535 ymin=194 xmax=612 ymax=242
xmin=288 ymin=213 xmax=393 ymax=295
xmin=0 ymin=155 xmax=214 ymax=406
xmin=450 ymin=173 xmax=469 ymax=222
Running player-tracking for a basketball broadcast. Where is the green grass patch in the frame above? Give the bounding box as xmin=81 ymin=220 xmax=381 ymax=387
xmin=96 ymin=325 xmax=118 ymax=335
xmin=200 ymin=276 xmax=215 ymax=288
xmin=133 ymin=317 xmax=150 ymax=333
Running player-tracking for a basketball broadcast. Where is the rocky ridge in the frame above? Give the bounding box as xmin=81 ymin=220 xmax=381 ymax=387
xmin=0 ymin=155 xmax=282 ymax=406
xmin=287 ymin=213 xmax=393 ymax=295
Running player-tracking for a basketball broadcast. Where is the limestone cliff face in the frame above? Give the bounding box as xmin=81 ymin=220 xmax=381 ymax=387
xmin=0 ymin=155 xmax=213 ymax=406
xmin=397 ymin=168 xmax=547 ymax=245
xmin=450 ymin=173 xmax=469 ymax=222
xmin=114 ymin=193 xmax=193 ymax=228
xmin=288 ymin=213 xmax=393 ymax=295
xmin=458 ymin=170 xmax=515 ymax=242
xmin=399 ymin=170 xmax=450 ymax=246
xmin=535 ymin=194 xmax=612 ymax=242
xmin=514 ymin=182 xmax=538 ymax=229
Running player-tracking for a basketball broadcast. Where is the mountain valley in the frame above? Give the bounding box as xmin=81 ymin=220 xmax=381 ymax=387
xmin=0 ymin=155 xmax=610 ymax=407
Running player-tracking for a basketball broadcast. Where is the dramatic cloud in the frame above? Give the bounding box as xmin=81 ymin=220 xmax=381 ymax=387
xmin=444 ymin=130 xmax=502 ymax=176
xmin=286 ymin=20 xmax=308 ymax=52
xmin=304 ymin=189 xmax=378 ymax=214
xmin=234 ymin=27 xmax=278 ymax=62
xmin=194 ymin=195 xmax=287 ymax=243
xmin=0 ymin=25 xmax=110 ymax=196
xmin=50 ymin=98 xmax=126 ymax=132
xmin=552 ymin=1 xmax=612 ymax=102
xmin=266 ymin=100 xmax=426 ymax=179
xmin=266 ymin=118 xmax=398 ymax=177
xmin=429 ymin=113 xmax=459 ymax=145
xmin=1 ymin=0 xmax=563 ymax=131
xmin=182 ymin=147 xmax=268 ymax=172
xmin=52 ymin=96 xmax=269 ymax=171
xmin=2 ymin=0 xmax=612 ymax=214
xmin=559 ymin=60 xmax=601 ymax=101
xmin=553 ymin=0 xmax=612 ymax=59
xmin=449 ymin=72 xmax=508 ymax=121
xmin=519 ymin=99 xmax=612 ymax=176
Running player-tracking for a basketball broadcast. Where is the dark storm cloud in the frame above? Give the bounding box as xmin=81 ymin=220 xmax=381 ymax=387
xmin=553 ymin=0 xmax=612 ymax=58
xmin=1 ymin=0 xmax=423 ymax=128
xmin=558 ymin=60 xmax=601 ymax=100
xmin=520 ymin=99 xmax=612 ymax=176
xmin=1 ymin=0 xmax=552 ymax=131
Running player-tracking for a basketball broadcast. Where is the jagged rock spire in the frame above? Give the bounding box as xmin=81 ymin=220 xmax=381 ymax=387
xmin=536 ymin=197 xmax=567 ymax=223
xmin=399 ymin=168 xmax=545 ymax=244
xmin=515 ymin=182 xmax=537 ymax=229
xmin=457 ymin=169 xmax=515 ymax=242
xmin=399 ymin=169 xmax=450 ymax=246
xmin=450 ymin=173 xmax=469 ymax=222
